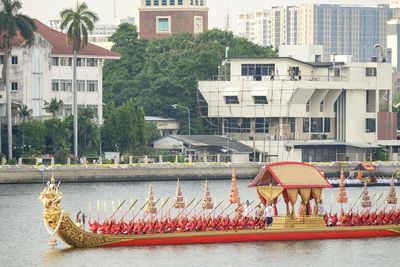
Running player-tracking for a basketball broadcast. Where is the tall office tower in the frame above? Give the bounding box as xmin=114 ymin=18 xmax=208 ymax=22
xmin=237 ymin=4 xmax=391 ymax=62
xmin=237 ymin=10 xmax=272 ymax=47
xmin=139 ymin=0 xmax=208 ymax=40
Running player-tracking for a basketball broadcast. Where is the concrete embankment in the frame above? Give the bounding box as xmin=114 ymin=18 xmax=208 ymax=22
xmin=0 ymin=163 xmax=261 ymax=184
xmin=1 ymin=162 xmax=400 ymax=184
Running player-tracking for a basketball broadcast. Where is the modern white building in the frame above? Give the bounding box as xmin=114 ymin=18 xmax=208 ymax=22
xmin=49 ymin=17 xmax=136 ymax=50
xmin=198 ymin=45 xmax=399 ymax=162
xmin=0 ymin=19 xmax=120 ymax=124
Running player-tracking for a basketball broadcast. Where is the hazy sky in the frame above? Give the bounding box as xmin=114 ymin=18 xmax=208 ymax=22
xmin=21 ymin=0 xmax=389 ymax=29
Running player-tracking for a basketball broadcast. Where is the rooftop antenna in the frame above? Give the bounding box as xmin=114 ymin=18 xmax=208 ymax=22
xmin=114 ymin=0 xmax=117 ymax=25
xmin=224 ymin=0 xmax=230 ymax=31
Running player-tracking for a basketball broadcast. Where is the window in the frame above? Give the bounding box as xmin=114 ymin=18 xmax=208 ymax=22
xmin=303 ymin=118 xmax=309 ymax=133
xmin=52 ymin=57 xmax=59 ymax=66
xmin=146 ymin=0 xmax=151 ymax=6
xmin=311 ymin=118 xmax=323 ymax=133
xmin=253 ymin=96 xmax=268 ymax=104
xmin=178 ymin=0 xmax=183 ymax=5
xmin=86 ymin=58 xmax=98 ymax=67
xmin=11 ymin=56 xmax=18 ymax=65
xmin=77 ymin=80 xmax=85 ymax=92
xmin=60 ymin=80 xmax=72 ymax=91
xmin=51 ymin=80 xmax=60 ymax=91
xmin=60 ymin=57 xmax=72 ymax=66
xmin=154 ymin=0 xmax=159 ymax=5
xmin=366 ymin=67 xmax=377 ymax=77
xmin=366 ymin=118 xmax=376 ymax=133
xmin=87 ymin=80 xmax=98 ymax=92
xmin=11 ymin=82 xmax=18 ymax=91
xmin=76 ymin=58 xmax=85 ymax=67
xmin=255 ymin=118 xmax=269 ymax=133
xmin=162 ymin=0 xmax=167 ymax=5
xmin=0 ymin=55 xmax=4 ymax=64
xmin=157 ymin=17 xmax=170 ymax=33
xmin=224 ymin=96 xmax=239 ymax=104
xmin=241 ymin=64 xmax=275 ymax=80
xmin=324 ymin=118 xmax=331 ymax=133
xmin=170 ymin=0 xmax=175 ymax=5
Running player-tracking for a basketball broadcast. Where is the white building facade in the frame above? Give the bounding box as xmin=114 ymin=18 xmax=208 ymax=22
xmin=237 ymin=10 xmax=272 ymax=47
xmin=198 ymin=46 xmax=399 ymax=162
xmin=0 ymin=19 xmax=120 ymax=124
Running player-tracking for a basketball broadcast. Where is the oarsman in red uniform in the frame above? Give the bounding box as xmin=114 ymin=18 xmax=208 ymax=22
xmin=89 ymin=220 xmax=99 ymax=234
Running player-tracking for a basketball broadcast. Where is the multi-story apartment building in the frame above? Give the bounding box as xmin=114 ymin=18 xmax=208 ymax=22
xmin=237 ymin=10 xmax=272 ymax=47
xmin=0 ymin=19 xmax=120 ymax=124
xmin=50 ymin=17 xmax=136 ymax=50
xmin=237 ymin=4 xmax=391 ymax=62
xmin=139 ymin=0 xmax=208 ymax=40
xmin=198 ymin=45 xmax=399 ymax=162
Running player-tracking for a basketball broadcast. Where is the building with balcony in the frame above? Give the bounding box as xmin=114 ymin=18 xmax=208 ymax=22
xmin=139 ymin=0 xmax=208 ymax=40
xmin=145 ymin=116 xmax=180 ymax=136
xmin=0 ymin=19 xmax=120 ymax=125
xmin=198 ymin=45 xmax=399 ymax=162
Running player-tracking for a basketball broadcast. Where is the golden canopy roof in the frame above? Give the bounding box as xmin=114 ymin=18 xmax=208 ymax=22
xmin=249 ymin=162 xmax=332 ymax=189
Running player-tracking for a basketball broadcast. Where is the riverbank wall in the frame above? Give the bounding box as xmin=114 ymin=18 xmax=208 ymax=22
xmin=1 ymin=162 xmax=400 ymax=184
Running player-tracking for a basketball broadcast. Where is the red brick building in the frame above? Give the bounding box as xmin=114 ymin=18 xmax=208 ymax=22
xmin=139 ymin=0 xmax=208 ymax=40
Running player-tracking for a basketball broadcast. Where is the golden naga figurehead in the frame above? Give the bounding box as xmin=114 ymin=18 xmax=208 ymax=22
xmin=40 ymin=173 xmax=63 ymax=213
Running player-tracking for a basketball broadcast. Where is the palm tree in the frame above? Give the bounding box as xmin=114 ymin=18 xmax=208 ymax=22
xmin=43 ymin=98 xmax=64 ymax=119
xmin=0 ymin=0 xmax=36 ymax=160
xmin=17 ymin=104 xmax=31 ymax=152
xmin=60 ymin=1 xmax=98 ymax=161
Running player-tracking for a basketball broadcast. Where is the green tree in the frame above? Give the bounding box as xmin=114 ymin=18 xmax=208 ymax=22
xmin=0 ymin=0 xmax=36 ymax=159
xmin=65 ymin=107 xmax=100 ymax=156
xmin=17 ymin=104 xmax=32 ymax=151
xmin=44 ymin=118 xmax=71 ymax=163
xmin=60 ymin=1 xmax=99 ymax=160
xmin=43 ymin=98 xmax=64 ymax=119
xmin=21 ymin=120 xmax=46 ymax=156
xmin=135 ymin=107 xmax=148 ymax=154
xmin=103 ymin=29 xmax=276 ymax=135
xmin=146 ymin=122 xmax=160 ymax=144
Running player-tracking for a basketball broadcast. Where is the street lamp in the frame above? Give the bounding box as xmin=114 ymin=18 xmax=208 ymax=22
xmin=172 ymin=104 xmax=191 ymax=158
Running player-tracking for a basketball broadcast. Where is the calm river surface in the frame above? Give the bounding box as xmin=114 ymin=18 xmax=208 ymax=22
xmin=0 ymin=180 xmax=399 ymax=267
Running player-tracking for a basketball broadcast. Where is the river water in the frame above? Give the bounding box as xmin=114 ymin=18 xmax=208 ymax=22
xmin=0 ymin=180 xmax=399 ymax=267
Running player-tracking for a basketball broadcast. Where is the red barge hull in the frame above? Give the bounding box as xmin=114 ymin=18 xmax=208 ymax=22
xmin=54 ymin=215 xmax=400 ymax=248
xmin=101 ymin=227 xmax=400 ymax=247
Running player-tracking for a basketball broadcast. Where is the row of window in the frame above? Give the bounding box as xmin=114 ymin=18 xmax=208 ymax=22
xmin=52 ymin=80 xmax=98 ymax=92
xmin=225 ymin=96 xmax=268 ymax=105
xmin=52 ymin=57 xmax=99 ymax=67
xmin=302 ymin=118 xmax=331 ymax=133
xmin=62 ymin=104 xmax=98 ymax=117
xmin=146 ymin=0 xmax=183 ymax=6
xmin=145 ymin=0 xmax=204 ymax=6
xmin=0 ymin=55 xmax=19 ymax=65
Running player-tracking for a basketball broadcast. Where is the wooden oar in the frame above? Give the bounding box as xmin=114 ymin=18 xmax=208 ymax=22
xmin=97 ymin=200 xmax=100 ymax=222
xmin=105 ymin=199 xmax=126 ymax=223
xmin=209 ymin=200 xmax=224 ymax=218
xmin=217 ymin=202 xmax=233 ymax=217
xmin=176 ymin=198 xmax=195 ymax=219
xmin=155 ymin=197 xmax=170 ymax=217
xmin=132 ymin=200 xmax=149 ymax=221
xmin=329 ymin=192 xmax=334 ymax=214
xmin=376 ymin=193 xmax=389 ymax=212
xmin=186 ymin=199 xmax=202 ymax=217
xmin=349 ymin=187 xmax=367 ymax=212
xmin=246 ymin=200 xmax=258 ymax=214
xmin=120 ymin=199 xmax=138 ymax=222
